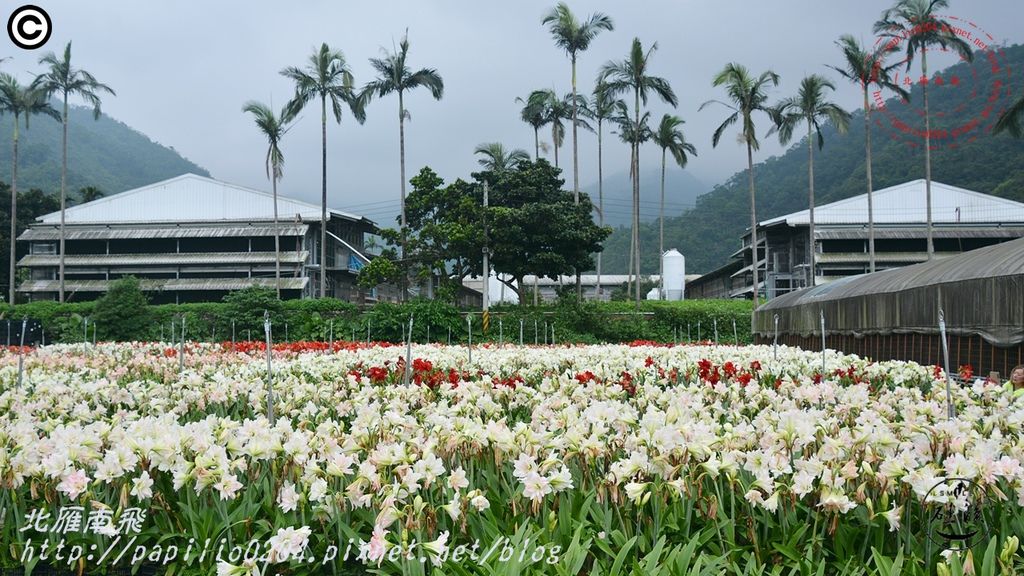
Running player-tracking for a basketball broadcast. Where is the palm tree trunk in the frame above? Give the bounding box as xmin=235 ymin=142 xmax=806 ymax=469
xmin=807 ymin=118 xmax=815 ymax=288
xmin=399 ymin=90 xmax=408 ymax=303
xmin=399 ymin=91 xmax=407 ymax=229
xmin=626 ymin=143 xmax=634 ymax=300
xmin=596 ymin=119 xmax=603 ymax=300
xmin=633 ymin=92 xmax=641 ymax=310
xmin=572 ymin=53 xmax=582 ymax=299
xmin=320 ymin=95 xmax=328 ymax=299
xmin=748 ymin=142 xmax=759 ymax=309
xmin=659 ymin=148 xmax=666 ymax=300
xmin=533 ymin=127 xmax=540 ymax=160
xmin=571 ymin=55 xmax=579 ymax=205
xmin=273 ymin=175 xmax=281 ymax=300
xmin=923 ymin=49 xmax=933 ymax=259
xmin=865 ymin=87 xmax=875 ymax=273
xmin=59 ymin=96 xmax=68 ymax=303
xmin=9 ymin=121 xmax=18 ymax=306
xmin=553 ymin=124 xmax=559 ymax=169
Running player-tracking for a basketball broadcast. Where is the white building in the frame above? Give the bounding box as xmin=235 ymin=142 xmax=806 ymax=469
xmin=17 ymin=173 xmax=379 ymax=303
xmin=724 ymin=179 xmax=1024 ymax=299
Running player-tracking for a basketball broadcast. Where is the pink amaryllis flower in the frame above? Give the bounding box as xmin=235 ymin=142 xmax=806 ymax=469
xmin=57 ymin=469 xmax=90 ymax=500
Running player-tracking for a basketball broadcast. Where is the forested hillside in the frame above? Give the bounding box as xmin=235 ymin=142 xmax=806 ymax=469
xmin=0 ymin=103 xmax=209 ymax=196
xmin=600 ymin=43 xmax=1024 ymax=274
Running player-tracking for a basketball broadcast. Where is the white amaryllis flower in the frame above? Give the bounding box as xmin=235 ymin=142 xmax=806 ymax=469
xmin=447 ymin=466 xmax=469 ymax=491
xmin=57 ymin=469 xmax=89 ymax=500
xmin=325 ymin=453 xmax=356 ymax=477
xmin=470 ymin=493 xmax=490 ymax=512
xmin=277 ymin=481 xmax=300 ymax=513
xmin=267 ymin=525 xmax=311 ymax=563
xmin=421 ymin=530 xmax=450 ymax=566
xmin=215 ymin=474 xmax=243 ymax=501
xmin=880 ymin=504 xmax=903 ymax=532
xmin=130 ymin=471 xmax=153 ymax=500
xmin=361 ymin=525 xmax=388 ymax=565
xmin=513 ymin=453 xmax=537 ymax=480
xmin=548 ymin=466 xmax=574 ymax=492
xmin=308 ymin=478 xmax=328 ymax=502
xmin=216 ymin=561 xmax=248 ymax=576
xmin=624 ymin=481 xmax=650 ymax=505
xmin=442 ymin=494 xmax=461 ymax=522
xmin=818 ymin=489 xmax=857 ymax=514
xmin=521 ymin=471 xmax=551 ymax=502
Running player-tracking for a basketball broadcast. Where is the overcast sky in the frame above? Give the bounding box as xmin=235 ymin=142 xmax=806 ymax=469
xmin=3 ymin=1 xmax=1022 ymax=225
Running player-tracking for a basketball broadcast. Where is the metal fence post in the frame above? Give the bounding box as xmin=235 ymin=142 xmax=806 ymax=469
xmin=820 ymin=310 xmax=826 ymax=377
xmin=17 ymin=317 xmax=27 ymax=388
xmin=939 ymin=308 xmax=956 ymax=419
xmin=773 ymin=314 xmax=779 ymax=362
xmin=404 ymin=315 xmax=414 ymax=385
xmin=466 ymin=314 xmax=473 ymax=365
xmin=263 ymin=310 xmax=274 ymax=425
xmin=179 ymin=315 xmax=186 ymax=374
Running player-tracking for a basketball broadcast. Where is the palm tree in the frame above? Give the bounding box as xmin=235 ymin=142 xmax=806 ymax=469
xmin=829 ymin=34 xmax=909 ymax=273
xmin=362 ymin=30 xmax=443 ymax=238
xmin=77 ymin=186 xmax=104 ymax=204
xmin=516 ymin=93 xmax=548 ymax=160
xmin=243 ymin=101 xmax=295 ymax=299
xmin=610 ymin=101 xmax=652 ymax=302
xmin=281 ymin=43 xmax=366 ymax=299
xmin=580 ymin=83 xmax=623 ymax=298
xmin=769 ymin=75 xmax=850 ymax=288
xmin=994 ymin=95 xmax=1024 ymax=137
xmin=542 ymin=2 xmax=613 ymax=205
xmin=599 ymin=38 xmax=677 ymax=308
xmin=874 ymin=0 xmax=972 ymax=259
xmin=474 ymin=142 xmax=530 ymax=172
xmin=700 ymin=63 xmax=779 ymax=308
xmin=518 ymin=90 xmax=586 ymax=169
xmin=0 ymin=74 xmax=59 ymax=304
xmin=34 ymin=41 xmax=115 ymax=303
xmin=651 ymin=114 xmax=697 ymax=299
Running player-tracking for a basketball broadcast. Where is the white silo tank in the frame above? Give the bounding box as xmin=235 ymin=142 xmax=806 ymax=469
xmin=662 ymin=249 xmax=685 ymax=300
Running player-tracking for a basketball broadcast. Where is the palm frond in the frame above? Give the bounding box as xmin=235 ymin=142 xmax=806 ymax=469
xmin=994 ymin=94 xmax=1024 ymax=138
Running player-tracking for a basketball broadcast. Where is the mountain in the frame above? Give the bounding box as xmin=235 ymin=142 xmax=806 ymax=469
xmin=598 ymin=43 xmax=1024 ymax=275
xmin=582 ymin=167 xmax=708 ymax=227
xmin=0 ymin=103 xmax=210 ymax=197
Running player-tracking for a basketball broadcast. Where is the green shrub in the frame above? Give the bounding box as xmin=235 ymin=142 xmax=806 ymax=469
xmin=8 ymin=293 xmax=753 ymax=345
xmin=92 ymin=277 xmax=150 ymax=342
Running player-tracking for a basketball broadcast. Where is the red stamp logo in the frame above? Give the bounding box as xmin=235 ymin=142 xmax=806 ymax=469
xmin=870 ymin=15 xmax=1011 ymax=149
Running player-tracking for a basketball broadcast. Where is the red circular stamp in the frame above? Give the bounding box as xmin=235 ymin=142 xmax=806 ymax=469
xmin=870 ymin=15 xmax=1012 ymax=149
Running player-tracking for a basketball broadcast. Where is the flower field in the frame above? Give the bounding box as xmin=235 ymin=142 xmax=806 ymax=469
xmin=1 ymin=341 xmax=1023 ymax=575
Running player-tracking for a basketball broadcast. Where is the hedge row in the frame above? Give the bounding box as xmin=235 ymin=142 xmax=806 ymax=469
xmin=1 ymin=287 xmax=754 ymax=345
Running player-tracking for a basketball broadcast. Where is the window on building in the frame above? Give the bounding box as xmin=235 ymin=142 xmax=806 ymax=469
xmin=31 ymin=242 xmax=56 ymax=255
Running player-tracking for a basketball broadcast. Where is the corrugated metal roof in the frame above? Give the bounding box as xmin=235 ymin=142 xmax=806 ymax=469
xmin=815 ymin=227 xmax=1024 ymax=240
xmin=815 ymin=252 xmax=934 ymax=264
xmin=35 ymin=174 xmax=372 ymax=225
xmin=758 ymin=237 xmax=1024 ymax=309
xmin=18 ymin=251 xmax=309 ymax=267
xmin=19 ymin=224 xmax=310 ymax=241
xmin=18 ymin=277 xmax=309 ymax=292
xmin=761 ymin=180 xmax=1024 ymax=226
